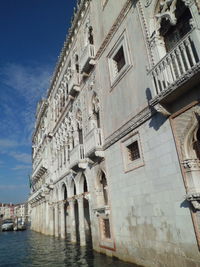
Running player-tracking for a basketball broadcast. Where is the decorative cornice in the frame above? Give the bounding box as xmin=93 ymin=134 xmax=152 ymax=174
xmin=104 ymin=106 xmax=153 ymax=149
xmin=95 ymin=0 xmax=132 ymax=60
xmin=47 ymin=0 xmax=90 ymax=98
xmin=32 ymin=99 xmax=48 ymax=139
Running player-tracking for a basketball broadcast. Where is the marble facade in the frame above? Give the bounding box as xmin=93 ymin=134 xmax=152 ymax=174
xmin=29 ymin=0 xmax=200 ymax=266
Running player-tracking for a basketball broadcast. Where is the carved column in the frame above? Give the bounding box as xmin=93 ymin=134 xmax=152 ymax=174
xmin=69 ymin=199 xmax=76 ymax=243
xmin=60 ymin=202 xmax=66 ymax=239
xmin=78 ymin=195 xmax=86 ymax=246
xmin=182 ymin=159 xmax=200 ymax=192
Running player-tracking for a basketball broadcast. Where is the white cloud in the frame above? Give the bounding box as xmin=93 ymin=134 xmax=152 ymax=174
xmin=11 ymin=165 xmax=31 ymax=170
xmin=9 ymin=152 xmax=31 ymax=164
xmin=1 ymin=63 xmax=51 ymax=104
xmin=0 ymin=62 xmax=52 ymax=144
xmin=0 ymin=139 xmax=18 ymax=150
xmin=0 ymin=184 xmax=27 ymax=190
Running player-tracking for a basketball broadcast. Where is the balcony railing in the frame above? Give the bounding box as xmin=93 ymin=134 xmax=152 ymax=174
xmin=80 ymin=44 xmax=95 ymax=74
xmin=70 ymin=144 xmax=86 ymax=169
xmin=68 ymin=71 xmax=80 ymax=96
xmin=150 ymin=28 xmax=200 ymax=100
xmin=84 ymin=128 xmax=104 ymax=158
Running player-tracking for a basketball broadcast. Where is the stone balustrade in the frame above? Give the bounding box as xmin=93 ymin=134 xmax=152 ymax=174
xmin=70 ymin=144 xmax=86 ymax=169
xmin=150 ymin=28 xmax=200 ymax=99
xmin=84 ymin=128 xmax=104 ymax=158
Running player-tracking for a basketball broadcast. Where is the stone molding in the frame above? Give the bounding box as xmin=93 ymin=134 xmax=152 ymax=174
xmin=186 ymin=192 xmax=200 ymax=210
xmin=104 ymin=106 xmax=153 ymax=149
xmin=93 ymin=206 xmax=110 ymax=217
xmin=182 ymin=159 xmax=200 ymax=171
xmin=33 ymin=99 xmax=48 ymax=139
xmin=137 ymin=0 xmax=155 ymax=66
xmin=47 ymin=0 xmax=89 ymax=98
xmin=95 ymin=0 xmax=132 ymax=60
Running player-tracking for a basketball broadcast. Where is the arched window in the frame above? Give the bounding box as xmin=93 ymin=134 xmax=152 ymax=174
xmin=157 ymin=0 xmax=192 ymax=52
xmin=193 ymin=126 xmax=200 ymax=159
xmin=74 ymin=183 xmax=76 ymax=196
xmin=75 ymin=54 xmax=79 ymax=73
xmin=63 ymin=185 xmax=67 ymax=200
xmin=83 ymin=175 xmax=88 ymax=193
xmin=100 ymin=172 xmax=108 ymax=206
xmin=88 ymin=26 xmax=94 ymax=45
xmin=91 ymin=93 xmax=100 ymax=128
xmin=76 ymin=109 xmax=83 ymax=145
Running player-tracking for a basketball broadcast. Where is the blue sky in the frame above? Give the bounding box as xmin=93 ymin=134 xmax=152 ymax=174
xmin=0 ymin=0 xmax=76 ymax=204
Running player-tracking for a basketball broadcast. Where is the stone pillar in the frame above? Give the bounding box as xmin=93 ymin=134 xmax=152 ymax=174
xmin=49 ymin=204 xmax=54 ymax=236
xmin=69 ymin=199 xmax=76 ymax=243
xmin=60 ymin=202 xmax=66 ymax=239
xmin=78 ymin=196 xmax=86 ymax=246
xmin=45 ymin=200 xmax=49 ymax=235
xmin=54 ymin=204 xmax=59 ymax=237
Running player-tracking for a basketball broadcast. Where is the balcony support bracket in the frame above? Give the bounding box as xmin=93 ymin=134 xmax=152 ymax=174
xmin=154 ymin=103 xmax=171 ymax=117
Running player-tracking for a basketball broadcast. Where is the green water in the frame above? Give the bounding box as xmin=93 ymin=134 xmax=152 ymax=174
xmin=0 ymin=230 xmax=137 ymax=267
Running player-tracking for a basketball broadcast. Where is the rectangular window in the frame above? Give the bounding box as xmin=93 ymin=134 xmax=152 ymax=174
xmin=121 ymin=132 xmax=144 ymax=172
xmin=113 ymin=46 xmax=126 ymax=74
xmin=108 ymin=32 xmax=131 ymax=88
xmin=103 ymin=218 xmax=111 ymax=239
xmin=127 ymin=141 xmax=140 ymax=161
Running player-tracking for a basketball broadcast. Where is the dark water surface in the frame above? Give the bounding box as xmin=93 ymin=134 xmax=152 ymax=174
xmin=0 ymin=230 xmax=137 ymax=267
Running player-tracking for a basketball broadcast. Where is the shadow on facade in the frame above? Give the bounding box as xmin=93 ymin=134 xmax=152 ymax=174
xmin=146 ymin=87 xmax=167 ymax=131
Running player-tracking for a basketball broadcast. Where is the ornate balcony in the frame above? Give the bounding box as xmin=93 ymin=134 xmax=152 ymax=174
xmin=84 ymin=128 xmax=104 ymax=159
xmin=32 ymin=159 xmax=48 ymax=181
xmin=70 ymin=144 xmax=87 ymax=170
xmin=68 ymin=71 xmax=80 ymax=97
xmin=80 ymin=44 xmax=95 ymax=74
xmin=149 ymin=28 xmax=200 ymax=106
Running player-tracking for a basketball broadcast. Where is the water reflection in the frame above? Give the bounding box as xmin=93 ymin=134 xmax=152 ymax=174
xmin=0 ymin=230 xmax=137 ymax=267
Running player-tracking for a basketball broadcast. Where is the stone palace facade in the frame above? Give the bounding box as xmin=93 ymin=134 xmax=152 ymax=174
xmin=29 ymin=0 xmax=200 ymax=266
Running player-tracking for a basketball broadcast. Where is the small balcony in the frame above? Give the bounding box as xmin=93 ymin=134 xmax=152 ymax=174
xmin=68 ymin=71 xmax=80 ymax=97
xmin=84 ymin=128 xmax=104 ymax=159
xmin=149 ymin=28 xmax=200 ymax=106
xmin=80 ymin=44 xmax=95 ymax=74
xmin=70 ymin=144 xmax=87 ymax=170
xmin=32 ymin=159 xmax=48 ymax=180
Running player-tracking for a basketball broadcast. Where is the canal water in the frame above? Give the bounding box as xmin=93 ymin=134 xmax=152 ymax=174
xmin=0 ymin=230 xmax=137 ymax=267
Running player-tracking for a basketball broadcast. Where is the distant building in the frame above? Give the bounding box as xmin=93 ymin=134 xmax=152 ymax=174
xmin=14 ymin=203 xmax=28 ymax=223
xmin=29 ymin=0 xmax=200 ymax=266
xmin=0 ymin=203 xmax=5 ymax=217
xmin=3 ymin=203 xmax=14 ymax=219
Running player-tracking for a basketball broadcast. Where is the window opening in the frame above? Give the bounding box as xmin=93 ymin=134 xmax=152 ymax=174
xmin=83 ymin=176 xmax=88 ymax=193
xmin=75 ymin=54 xmax=79 ymax=73
xmin=127 ymin=141 xmax=140 ymax=161
xmin=73 ymin=183 xmax=76 ymax=196
xmin=103 ymin=218 xmax=111 ymax=239
xmin=88 ymin=26 xmax=94 ymax=45
xmin=194 ymin=127 xmax=200 ymax=159
xmin=113 ymin=46 xmax=126 ymax=74
xmin=100 ymin=172 xmax=108 ymax=205
xmin=78 ymin=128 xmax=83 ymax=144
xmin=159 ymin=0 xmax=192 ymax=52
